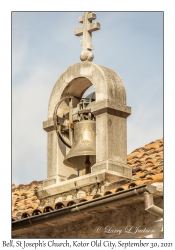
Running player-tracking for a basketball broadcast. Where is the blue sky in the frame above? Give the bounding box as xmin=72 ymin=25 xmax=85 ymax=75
xmin=12 ymin=11 xmax=163 ymax=185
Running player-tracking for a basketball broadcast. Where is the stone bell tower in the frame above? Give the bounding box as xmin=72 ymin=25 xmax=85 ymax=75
xmin=37 ymin=12 xmax=132 ymax=202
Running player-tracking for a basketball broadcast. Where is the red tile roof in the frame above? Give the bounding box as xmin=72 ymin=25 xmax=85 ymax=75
xmin=12 ymin=138 xmax=163 ymax=221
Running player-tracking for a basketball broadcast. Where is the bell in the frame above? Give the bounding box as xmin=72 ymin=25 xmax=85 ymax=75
xmin=63 ymin=120 xmax=96 ymax=171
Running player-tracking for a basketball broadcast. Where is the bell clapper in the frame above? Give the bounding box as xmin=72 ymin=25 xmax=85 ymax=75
xmin=85 ymin=155 xmax=91 ymax=174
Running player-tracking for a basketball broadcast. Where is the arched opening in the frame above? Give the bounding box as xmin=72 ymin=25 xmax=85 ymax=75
xmin=61 ymin=77 xmax=93 ymax=109
xmin=83 ymin=85 xmax=95 ymax=98
xmin=57 ymin=77 xmax=96 ymax=176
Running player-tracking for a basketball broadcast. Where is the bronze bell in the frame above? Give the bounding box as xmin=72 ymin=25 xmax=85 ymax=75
xmin=63 ymin=120 xmax=96 ymax=171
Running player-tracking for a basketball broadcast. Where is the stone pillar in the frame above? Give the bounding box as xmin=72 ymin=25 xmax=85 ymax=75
xmin=91 ymin=99 xmax=132 ymax=178
xmin=42 ymin=118 xmax=78 ymax=188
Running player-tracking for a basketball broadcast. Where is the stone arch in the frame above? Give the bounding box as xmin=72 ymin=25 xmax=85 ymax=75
xmin=48 ymin=61 xmax=126 ymax=118
xmin=42 ymin=60 xmax=131 ymax=188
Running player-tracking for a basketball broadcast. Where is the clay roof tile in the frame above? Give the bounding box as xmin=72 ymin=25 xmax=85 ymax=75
xmin=12 ymin=138 xmax=163 ymax=221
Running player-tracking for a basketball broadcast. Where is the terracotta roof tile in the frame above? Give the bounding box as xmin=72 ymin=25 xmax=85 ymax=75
xmin=12 ymin=138 xmax=163 ymax=221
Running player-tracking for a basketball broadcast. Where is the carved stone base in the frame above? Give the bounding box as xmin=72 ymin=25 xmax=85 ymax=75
xmin=36 ymin=169 xmax=134 ymax=204
xmin=42 ymin=172 xmax=79 ymax=189
xmin=91 ymin=160 xmax=132 ymax=178
xmin=42 ymin=175 xmax=67 ymax=188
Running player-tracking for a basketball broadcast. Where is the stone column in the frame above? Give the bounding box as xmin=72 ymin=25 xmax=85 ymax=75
xmin=91 ymin=99 xmax=132 ymax=178
xmin=42 ymin=118 xmax=78 ymax=188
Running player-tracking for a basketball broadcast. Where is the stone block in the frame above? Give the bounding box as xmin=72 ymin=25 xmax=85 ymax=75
xmin=91 ymin=160 xmax=132 ymax=178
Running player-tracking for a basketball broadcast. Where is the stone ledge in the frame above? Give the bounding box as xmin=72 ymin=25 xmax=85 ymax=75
xmin=43 ymin=118 xmax=54 ymax=132
xmin=43 ymin=175 xmax=68 ymax=188
xmin=36 ymin=169 xmax=135 ymax=200
xmin=91 ymin=99 xmax=131 ymax=117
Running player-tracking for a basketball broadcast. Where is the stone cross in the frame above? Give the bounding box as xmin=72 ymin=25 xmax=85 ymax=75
xmin=74 ymin=12 xmax=100 ymax=61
